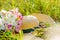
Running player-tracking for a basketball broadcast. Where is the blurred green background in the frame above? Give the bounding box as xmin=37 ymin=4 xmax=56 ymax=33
xmin=0 ymin=0 xmax=60 ymax=22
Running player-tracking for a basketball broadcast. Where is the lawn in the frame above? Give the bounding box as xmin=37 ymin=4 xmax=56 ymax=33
xmin=0 ymin=0 xmax=60 ymax=21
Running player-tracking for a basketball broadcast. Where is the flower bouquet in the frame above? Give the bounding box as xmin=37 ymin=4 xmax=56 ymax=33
xmin=0 ymin=8 xmax=23 ymax=40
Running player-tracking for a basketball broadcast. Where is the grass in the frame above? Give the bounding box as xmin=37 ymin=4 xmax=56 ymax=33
xmin=0 ymin=30 xmax=23 ymax=40
xmin=0 ymin=0 xmax=60 ymax=21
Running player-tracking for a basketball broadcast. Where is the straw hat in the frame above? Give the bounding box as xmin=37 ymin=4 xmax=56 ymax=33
xmin=21 ymin=13 xmax=55 ymax=30
xmin=31 ymin=13 xmax=55 ymax=25
xmin=21 ymin=15 xmax=39 ymax=30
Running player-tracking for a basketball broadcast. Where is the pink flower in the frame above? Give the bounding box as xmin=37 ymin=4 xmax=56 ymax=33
xmin=20 ymin=15 xmax=23 ymax=19
xmin=8 ymin=24 xmax=12 ymax=30
xmin=15 ymin=25 xmax=20 ymax=32
xmin=3 ymin=8 xmax=23 ymax=32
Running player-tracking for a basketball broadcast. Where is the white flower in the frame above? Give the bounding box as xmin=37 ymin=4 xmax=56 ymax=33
xmin=0 ymin=18 xmax=5 ymax=30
